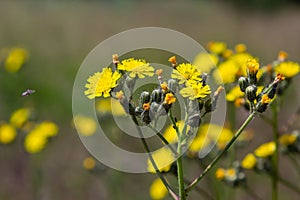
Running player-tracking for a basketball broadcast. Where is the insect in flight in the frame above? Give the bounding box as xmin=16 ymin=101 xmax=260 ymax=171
xmin=22 ymin=89 xmax=36 ymax=96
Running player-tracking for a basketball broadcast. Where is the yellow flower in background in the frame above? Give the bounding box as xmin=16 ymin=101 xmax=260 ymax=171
xmin=149 ymin=178 xmax=168 ymax=200
xmin=96 ymin=98 xmax=126 ymax=116
xmin=254 ymin=142 xmax=276 ymax=158
xmin=83 ymin=156 xmax=96 ymax=170
xmin=147 ymin=148 xmax=175 ymax=173
xmin=84 ymin=68 xmax=121 ymax=99
xmin=171 ymin=63 xmax=201 ymax=84
xmin=33 ymin=121 xmax=58 ymax=137
xmin=117 ymin=58 xmax=154 ymax=78
xmin=189 ymin=134 xmax=210 ymax=154
xmin=207 ymin=41 xmax=227 ymax=54
xmin=180 ymin=82 xmax=211 ymax=100
xmin=193 ymin=52 xmax=218 ymax=73
xmin=235 ymin=43 xmax=247 ymax=53
xmin=163 ymin=121 xmax=185 ymax=144
xmin=164 ymin=93 xmax=176 ymax=104
xmin=279 ymin=134 xmax=297 ymax=146
xmin=215 ymin=168 xmax=225 ymax=180
xmin=213 ymin=60 xmax=239 ymax=84
xmin=0 ymin=123 xmax=17 ymax=144
xmin=246 ymin=58 xmax=259 ymax=74
xmin=10 ymin=108 xmax=31 ymax=129
xmin=226 ymin=86 xmax=245 ymax=102
xmin=229 ymin=52 xmax=254 ymax=76
xmin=24 ymin=133 xmax=47 ymax=153
xmin=4 ymin=47 xmax=28 ymax=73
xmin=73 ymin=115 xmax=97 ymax=136
xmin=274 ymin=61 xmax=300 ymax=78
xmin=241 ymin=153 xmax=257 ymax=169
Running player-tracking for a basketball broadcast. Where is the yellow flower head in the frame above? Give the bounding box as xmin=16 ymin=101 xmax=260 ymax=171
xmin=215 ymin=168 xmax=225 ymax=180
xmin=160 ymin=81 xmax=168 ymax=92
xmin=241 ymin=153 xmax=257 ymax=169
xmin=222 ymin=49 xmax=233 ymax=59
xmin=261 ymin=94 xmax=272 ymax=104
xmin=164 ymin=93 xmax=176 ymax=104
xmin=213 ymin=60 xmax=239 ymax=84
xmin=207 ymin=41 xmax=227 ymax=54
xmin=24 ymin=133 xmax=47 ymax=153
xmin=4 ymin=47 xmax=28 ymax=73
xmin=254 ymin=141 xmax=276 ymax=158
xmin=73 ymin=115 xmax=97 ymax=136
xmin=168 ymin=56 xmax=177 ymax=67
xmin=96 ymin=97 xmax=126 ymax=116
xmin=143 ymin=103 xmax=151 ymax=110
xmin=117 ymin=58 xmax=154 ymax=78
xmin=147 ymin=148 xmax=175 ymax=173
xmin=235 ymin=43 xmax=247 ymax=53
xmin=171 ymin=63 xmax=201 ymax=84
xmin=275 ymin=61 xmax=300 ymax=78
xmin=225 ymin=168 xmax=236 ymax=179
xmin=189 ymin=134 xmax=210 ymax=154
xmin=277 ymin=51 xmax=288 ymax=61
xmin=0 ymin=123 xmax=17 ymax=144
xmin=163 ymin=121 xmax=186 ymax=144
xmin=279 ymin=134 xmax=297 ymax=146
xmin=226 ymin=86 xmax=245 ymax=102
xmin=180 ymin=82 xmax=211 ymax=100
xmin=10 ymin=108 xmax=31 ymax=129
xmin=193 ymin=52 xmax=218 ymax=73
xmin=149 ymin=178 xmax=168 ymax=200
xmin=246 ymin=59 xmax=259 ymax=74
xmin=35 ymin=121 xmax=58 ymax=137
xmin=85 ymin=68 xmax=121 ymax=99
xmin=83 ymin=156 xmax=96 ymax=170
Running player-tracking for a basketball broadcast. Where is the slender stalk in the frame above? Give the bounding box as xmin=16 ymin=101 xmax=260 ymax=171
xmin=271 ymin=103 xmax=279 ymax=200
xmin=278 ymin=176 xmax=300 ymax=195
xmin=168 ymin=109 xmax=186 ymax=200
xmin=186 ymin=111 xmax=256 ymax=193
xmin=130 ymin=115 xmax=179 ymax=199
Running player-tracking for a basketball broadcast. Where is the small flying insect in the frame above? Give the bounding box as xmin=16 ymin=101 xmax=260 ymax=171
xmin=22 ymin=89 xmax=36 ymax=96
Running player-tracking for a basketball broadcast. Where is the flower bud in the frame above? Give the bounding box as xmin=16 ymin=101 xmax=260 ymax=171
xmin=167 ymin=79 xmax=177 ymax=93
xmin=139 ymin=91 xmax=150 ymax=105
xmin=135 ymin=106 xmax=143 ymax=116
xmin=151 ymin=89 xmax=162 ymax=103
xmin=187 ymin=113 xmax=201 ymax=127
xmin=141 ymin=110 xmax=151 ymax=124
xmin=238 ymin=76 xmax=248 ymax=92
xmin=245 ymin=85 xmax=257 ymax=102
xmin=126 ymin=76 xmax=136 ymax=93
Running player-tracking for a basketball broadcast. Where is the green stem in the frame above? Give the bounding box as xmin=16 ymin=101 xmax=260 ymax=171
xmin=271 ymin=103 xmax=279 ymax=200
xmin=169 ymin=110 xmax=186 ymax=200
xmin=185 ymin=111 xmax=256 ymax=193
xmin=131 ymin=115 xmax=179 ymax=199
xmin=278 ymin=176 xmax=300 ymax=195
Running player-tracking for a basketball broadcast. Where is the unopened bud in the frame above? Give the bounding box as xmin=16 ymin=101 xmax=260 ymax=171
xmin=167 ymin=79 xmax=177 ymax=93
xmin=238 ymin=76 xmax=248 ymax=92
xmin=245 ymin=85 xmax=257 ymax=102
xmin=151 ymin=89 xmax=162 ymax=103
xmin=139 ymin=91 xmax=150 ymax=105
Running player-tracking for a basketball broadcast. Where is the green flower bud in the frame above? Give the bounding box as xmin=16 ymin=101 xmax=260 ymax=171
xmin=238 ymin=76 xmax=248 ymax=92
xmin=245 ymin=85 xmax=257 ymax=102
xmin=151 ymin=89 xmax=162 ymax=103
xmin=139 ymin=91 xmax=150 ymax=105
xmin=167 ymin=79 xmax=177 ymax=93
xmin=125 ymin=76 xmax=136 ymax=93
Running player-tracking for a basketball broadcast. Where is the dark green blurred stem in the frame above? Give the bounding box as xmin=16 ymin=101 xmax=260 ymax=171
xmin=185 ymin=111 xmax=256 ymax=193
xmin=130 ymin=115 xmax=179 ymax=199
xmin=168 ymin=109 xmax=186 ymax=200
xmin=278 ymin=176 xmax=300 ymax=195
xmin=271 ymin=103 xmax=279 ymax=200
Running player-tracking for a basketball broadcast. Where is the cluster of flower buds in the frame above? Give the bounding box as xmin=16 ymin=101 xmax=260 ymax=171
xmin=215 ymin=162 xmax=246 ymax=187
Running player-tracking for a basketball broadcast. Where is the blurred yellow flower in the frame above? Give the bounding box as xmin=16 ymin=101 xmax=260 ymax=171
xmin=24 ymin=133 xmax=47 ymax=153
xmin=193 ymin=52 xmax=218 ymax=73
xmin=149 ymin=178 xmax=168 ymax=200
xmin=83 ymin=156 xmax=96 ymax=170
xmin=189 ymin=134 xmax=210 ymax=154
xmin=73 ymin=115 xmax=97 ymax=136
xmin=241 ymin=153 xmax=257 ymax=169
xmin=254 ymin=142 xmax=276 ymax=158
xmin=213 ymin=60 xmax=239 ymax=84
xmin=0 ymin=123 xmax=17 ymax=144
xmin=10 ymin=108 xmax=31 ymax=129
xmin=4 ymin=47 xmax=28 ymax=73
xmin=171 ymin=63 xmax=201 ymax=84
xmin=180 ymin=82 xmax=211 ymax=100
xmin=246 ymin=58 xmax=259 ymax=74
xmin=34 ymin=121 xmax=58 ymax=137
xmin=235 ymin=43 xmax=247 ymax=53
xmin=226 ymin=86 xmax=245 ymax=102
xmin=163 ymin=121 xmax=185 ymax=144
xmin=117 ymin=58 xmax=154 ymax=78
xmin=96 ymin=98 xmax=126 ymax=116
xmin=207 ymin=41 xmax=227 ymax=54
xmin=274 ymin=61 xmax=300 ymax=78
xmin=164 ymin=93 xmax=176 ymax=104
xmin=215 ymin=168 xmax=225 ymax=180
xmin=279 ymin=134 xmax=297 ymax=146
xmin=84 ymin=68 xmax=121 ymax=99
xmin=147 ymin=148 xmax=175 ymax=173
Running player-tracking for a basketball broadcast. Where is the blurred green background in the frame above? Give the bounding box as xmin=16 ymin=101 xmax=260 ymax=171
xmin=1 ymin=0 xmax=300 ymax=199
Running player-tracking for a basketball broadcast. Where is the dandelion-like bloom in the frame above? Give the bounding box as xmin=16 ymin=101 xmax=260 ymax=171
xmin=171 ymin=63 xmax=201 ymax=84
xmin=149 ymin=178 xmax=168 ymax=200
xmin=147 ymin=148 xmax=175 ymax=173
xmin=83 ymin=157 xmax=96 ymax=170
xmin=180 ymin=82 xmax=211 ymax=100
xmin=274 ymin=61 xmax=300 ymax=78
xmin=241 ymin=153 xmax=257 ymax=169
xmin=213 ymin=60 xmax=239 ymax=84
xmin=254 ymin=142 xmax=276 ymax=158
xmin=85 ymin=68 xmax=121 ymax=99
xmin=164 ymin=93 xmax=176 ymax=104
xmin=246 ymin=58 xmax=259 ymax=74
xmin=10 ymin=108 xmax=31 ymax=129
xmin=117 ymin=58 xmax=154 ymax=78
xmin=4 ymin=47 xmax=28 ymax=73
xmin=73 ymin=115 xmax=97 ymax=136
xmin=0 ymin=123 xmax=17 ymax=144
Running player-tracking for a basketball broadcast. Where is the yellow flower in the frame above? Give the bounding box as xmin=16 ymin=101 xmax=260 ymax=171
xmin=279 ymin=134 xmax=297 ymax=146
xmin=241 ymin=153 xmax=257 ymax=169
xmin=261 ymin=94 xmax=272 ymax=104
xmin=117 ymin=58 xmax=154 ymax=78
xmin=85 ymin=68 xmax=121 ymax=99
xmin=73 ymin=115 xmax=97 ymax=136
xmin=96 ymin=98 xmax=126 ymax=116
xmin=10 ymin=108 xmax=31 ymax=129
xmin=254 ymin=142 xmax=276 ymax=158
xmin=0 ymin=123 xmax=17 ymax=144
xmin=180 ymin=82 xmax=211 ymax=100
xmin=193 ymin=52 xmax=218 ymax=73
xmin=226 ymin=86 xmax=245 ymax=102
xmin=189 ymin=134 xmax=210 ymax=154
xmin=246 ymin=59 xmax=259 ymax=74
xmin=207 ymin=41 xmax=227 ymax=54
xmin=83 ymin=156 xmax=96 ymax=170
xmin=164 ymin=93 xmax=176 ymax=104
xmin=277 ymin=51 xmax=288 ymax=61
xmin=149 ymin=178 xmax=168 ymax=200
xmin=213 ymin=60 xmax=239 ymax=84
xmin=235 ymin=43 xmax=247 ymax=53
xmin=24 ymin=132 xmax=47 ymax=153
xmin=147 ymin=148 xmax=175 ymax=173
xmin=4 ymin=47 xmax=28 ymax=73
xmin=163 ymin=121 xmax=185 ymax=144
xmin=229 ymin=52 xmax=254 ymax=77
xmin=171 ymin=63 xmax=201 ymax=84
xmin=274 ymin=61 xmax=300 ymax=78
xmin=215 ymin=168 xmax=225 ymax=180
